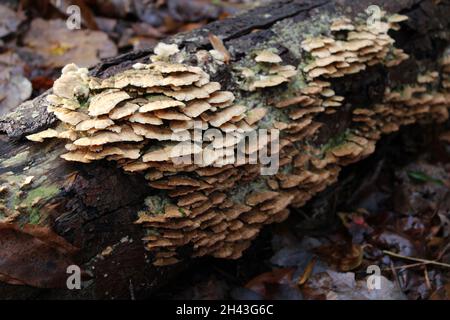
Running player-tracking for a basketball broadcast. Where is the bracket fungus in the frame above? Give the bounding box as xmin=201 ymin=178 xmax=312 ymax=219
xmin=26 ymin=12 xmax=450 ymax=266
xmin=241 ymin=50 xmax=297 ymax=91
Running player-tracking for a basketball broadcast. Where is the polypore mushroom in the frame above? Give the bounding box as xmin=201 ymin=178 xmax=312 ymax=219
xmin=255 ymin=50 xmax=282 ymax=63
xmin=26 ymin=128 xmax=59 ymax=142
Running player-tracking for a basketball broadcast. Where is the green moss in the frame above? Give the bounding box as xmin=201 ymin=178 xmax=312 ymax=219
xmin=22 ymin=184 xmax=60 ymax=207
xmin=261 ymin=107 xmax=290 ymax=129
xmin=28 ymin=208 xmax=41 ymax=225
xmin=270 ymin=13 xmax=335 ymax=58
xmin=280 ymin=163 xmax=294 ymax=174
xmin=230 ymin=179 xmax=268 ymax=203
xmin=178 ymin=207 xmax=186 ymax=217
xmin=10 ymin=194 xmax=21 ymax=208
xmin=290 ymin=70 xmax=308 ymax=90
xmin=146 ymin=228 xmax=160 ymax=236
xmin=78 ymin=98 xmax=89 ymax=109
xmin=1 ymin=150 xmax=30 ymax=168
xmin=320 ymin=130 xmax=352 ymax=155
xmin=144 ymin=195 xmax=172 ymax=215
xmin=144 ymin=94 xmax=167 ymax=101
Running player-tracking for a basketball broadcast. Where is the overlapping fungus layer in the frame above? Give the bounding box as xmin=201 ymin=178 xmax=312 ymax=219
xmin=27 ymin=13 xmax=450 ymax=266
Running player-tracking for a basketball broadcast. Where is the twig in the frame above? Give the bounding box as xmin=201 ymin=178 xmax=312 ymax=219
xmin=389 ymin=261 xmax=403 ymax=291
xmin=437 ymin=241 xmax=450 ymax=260
xmin=298 ymin=257 xmax=316 ymax=286
xmin=382 ymin=261 xmax=429 ymax=271
xmin=424 ymin=266 xmax=431 ymax=290
xmin=383 ymin=250 xmax=450 ymax=268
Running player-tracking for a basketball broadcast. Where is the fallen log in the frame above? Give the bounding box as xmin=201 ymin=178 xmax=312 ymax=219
xmin=0 ymin=0 xmax=449 ymax=299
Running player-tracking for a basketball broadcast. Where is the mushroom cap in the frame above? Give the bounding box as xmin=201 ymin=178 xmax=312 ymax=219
xmin=169 ymin=141 xmax=203 ymax=158
xmin=76 ymin=118 xmax=115 ymax=131
xmin=169 ymin=120 xmax=195 ymax=132
xmin=58 ymin=130 xmax=78 ymax=141
xmin=26 ymin=128 xmax=59 ymax=142
xmin=109 ymin=102 xmax=140 ymax=120
xmin=250 ymin=75 xmax=289 ymax=90
xmin=301 ymin=37 xmax=332 ymax=52
xmin=207 ymin=91 xmax=235 ymax=104
xmin=53 ymin=64 xmax=89 ymax=100
xmin=254 ymin=50 xmax=282 ymax=63
xmin=183 ymin=100 xmax=211 ymax=118
xmin=139 ymin=96 xmax=185 ymax=112
xmin=61 ymin=150 xmax=92 ymax=163
xmin=209 ymin=105 xmax=247 ymax=127
xmin=160 ymin=72 xmax=202 ymax=87
xmin=311 ymin=47 xmax=331 ymax=58
xmin=245 ymin=191 xmax=279 ymax=206
xmin=74 ymin=127 xmax=143 ymax=146
xmin=154 ymin=109 xmax=192 ymax=121
xmin=143 ymin=148 xmax=170 ymax=162
xmin=85 ymin=146 xmax=141 ymax=161
xmin=131 ymin=123 xmax=177 ymax=141
xmin=161 ymin=82 xmax=221 ymax=101
xmin=129 ymin=112 xmax=164 ymax=125
xmin=388 ymin=14 xmax=408 ymax=23
xmin=88 ymin=89 xmax=131 ymax=117
xmin=245 ymin=107 xmax=267 ymax=125
xmin=154 ymin=42 xmax=180 ymax=58
xmin=48 ymin=106 xmax=90 ymax=126
xmin=150 ymin=61 xmax=203 ymax=75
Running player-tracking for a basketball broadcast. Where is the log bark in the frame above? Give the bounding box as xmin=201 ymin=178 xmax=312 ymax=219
xmin=0 ymin=0 xmax=449 ymax=299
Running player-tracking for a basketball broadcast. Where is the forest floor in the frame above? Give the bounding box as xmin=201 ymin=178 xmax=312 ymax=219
xmin=152 ymin=124 xmax=450 ymax=300
xmin=1 ymin=0 xmax=449 ymax=300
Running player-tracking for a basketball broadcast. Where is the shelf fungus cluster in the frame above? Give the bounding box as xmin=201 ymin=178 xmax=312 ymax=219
xmin=301 ymin=14 xmax=409 ymax=80
xmin=29 ymin=43 xmax=265 ymax=169
xmin=26 ymin=43 xmax=294 ymax=265
xmin=26 ymin=13 xmax=450 ymax=266
xmin=353 ymin=55 xmax=450 ymax=140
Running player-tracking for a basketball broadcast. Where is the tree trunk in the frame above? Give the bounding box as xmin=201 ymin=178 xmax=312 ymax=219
xmin=0 ymin=0 xmax=449 ymax=299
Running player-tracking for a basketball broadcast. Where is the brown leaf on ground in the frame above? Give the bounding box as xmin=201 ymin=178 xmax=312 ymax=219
xmin=0 ymin=5 xmax=25 ymax=38
xmin=245 ymin=268 xmax=295 ymax=299
xmin=23 ymin=18 xmax=117 ymax=68
xmin=0 ymin=222 xmax=78 ymax=288
xmin=316 ymin=243 xmax=365 ymax=272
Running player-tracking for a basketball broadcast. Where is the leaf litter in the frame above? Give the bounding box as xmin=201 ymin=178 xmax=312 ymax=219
xmin=0 ymin=0 xmax=254 ymax=116
xmin=1 ymin=1 xmax=449 ymax=300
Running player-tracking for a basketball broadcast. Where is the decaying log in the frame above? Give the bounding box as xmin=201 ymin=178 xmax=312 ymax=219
xmin=0 ymin=0 xmax=449 ymax=299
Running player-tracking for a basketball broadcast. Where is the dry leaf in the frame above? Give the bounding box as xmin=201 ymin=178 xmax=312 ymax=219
xmin=0 ymin=222 xmax=78 ymax=288
xmin=23 ymin=18 xmax=117 ymax=68
xmin=0 ymin=52 xmax=32 ymax=116
xmin=208 ymin=33 xmax=230 ymax=64
xmin=0 ymin=5 xmax=24 ymax=38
